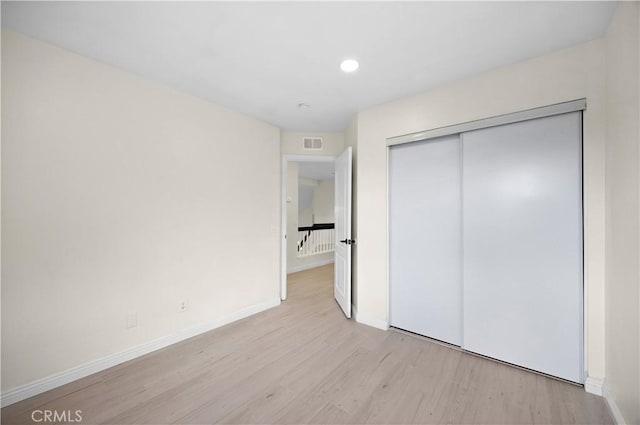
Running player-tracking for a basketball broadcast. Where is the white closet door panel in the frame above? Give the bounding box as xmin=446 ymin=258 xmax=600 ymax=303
xmin=462 ymin=112 xmax=583 ymax=383
xmin=390 ymin=135 xmax=461 ymax=345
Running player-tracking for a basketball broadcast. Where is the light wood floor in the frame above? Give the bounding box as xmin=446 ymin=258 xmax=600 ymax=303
xmin=2 ymin=264 xmax=612 ymax=424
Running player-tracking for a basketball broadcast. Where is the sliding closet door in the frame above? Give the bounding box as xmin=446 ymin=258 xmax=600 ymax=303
xmin=462 ymin=112 xmax=583 ymax=383
xmin=390 ymin=135 xmax=461 ymax=345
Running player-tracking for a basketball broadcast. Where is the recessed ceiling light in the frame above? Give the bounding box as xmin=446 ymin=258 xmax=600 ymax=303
xmin=340 ymin=59 xmax=359 ymax=73
xmin=297 ymin=103 xmax=310 ymax=109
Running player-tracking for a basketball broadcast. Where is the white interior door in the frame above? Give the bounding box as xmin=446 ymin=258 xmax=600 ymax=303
xmin=389 ymin=135 xmax=462 ymax=345
xmin=334 ymin=147 xmax=352 ymax=318
xmin=462 ymin=112 xmax=583 ymax=383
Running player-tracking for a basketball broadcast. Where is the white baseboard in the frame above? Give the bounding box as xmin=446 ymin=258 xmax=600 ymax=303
xmin=287 ymin=258 xmax=334 ymax=274
xmin=0 ymin=297 xmax=281 ymax=408
xmin=585 ymin=376 xmax=604 ymax=396
xmin=603 ymin=382 xmax=628 ymax=425
xmin=352 ymin=305 xmax=389 ymax=331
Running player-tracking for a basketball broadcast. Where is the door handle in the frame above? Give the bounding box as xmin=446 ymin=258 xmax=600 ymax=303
xmin=339 ymin=239 xmax=356 ymax=245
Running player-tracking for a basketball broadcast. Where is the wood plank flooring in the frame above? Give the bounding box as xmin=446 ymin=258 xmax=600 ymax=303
xmin=2 ymin=264 xmax=612 ymax=424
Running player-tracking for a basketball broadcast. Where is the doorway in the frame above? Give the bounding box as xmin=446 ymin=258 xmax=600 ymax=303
xmin=281 ymin=148 xmax=353 ymax=319
xmin=281 ymin=155 xmax=336 ymax=301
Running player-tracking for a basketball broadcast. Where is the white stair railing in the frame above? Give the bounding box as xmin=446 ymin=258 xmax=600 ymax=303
xmin=297 ymin=227 xmax=335 ymax=257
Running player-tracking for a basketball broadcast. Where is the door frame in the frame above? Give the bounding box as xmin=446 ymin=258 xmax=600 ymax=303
xmin=281 ymin=154 xmax=336 ymax=300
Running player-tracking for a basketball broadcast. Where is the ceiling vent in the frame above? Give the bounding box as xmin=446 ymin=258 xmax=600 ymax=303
xmin=303 ymin=137 xmax=323 ymax=150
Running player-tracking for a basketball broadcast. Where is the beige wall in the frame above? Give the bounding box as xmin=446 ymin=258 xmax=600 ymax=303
xmin=299 ymin=208 xmax=313 ymax=228
xmin=1 ymin=31 xmax=281 ymax=392
xmin=355 ymin=39 xmax=607 ymax=380
xmin=604 ymin=3 xmax=640 ymax=424
xmin=287 ymin=162 xmax=301 ymax=269
xmin=312 ymin=179 xmax=335 ymax=224
xmin=281 ymin=132 xmax=345 ymax=157
xmin=298 ymin=177 xmax=317 ymax=228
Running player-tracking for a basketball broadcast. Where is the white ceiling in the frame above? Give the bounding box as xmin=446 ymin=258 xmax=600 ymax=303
xmin=298 ymin=161 xmax=335 ymax=181
xmin=1 ymin=1 xmax=617 ymax=132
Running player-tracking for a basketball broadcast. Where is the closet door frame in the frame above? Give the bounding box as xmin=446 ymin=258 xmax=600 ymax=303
xmin=387 ymin=99 xmax=586 ymax=147
xmin=385 ymin=98 xmax=586 ymax=381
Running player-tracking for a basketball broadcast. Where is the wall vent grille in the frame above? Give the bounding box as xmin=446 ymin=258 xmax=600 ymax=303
xmin=303 ymin=137 xmax=323 ymax=150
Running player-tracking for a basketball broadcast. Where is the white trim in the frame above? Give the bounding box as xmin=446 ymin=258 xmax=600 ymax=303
xmin=283 ymin=154 xmax=336 ymax=163
xmin=353 ymin=306 xmax=389 ymax=331
xmin=287 ymin=258 xmax=334 ymax=274
xmin=385 ymin=143 xmax=391 ymax=330
xmin=281 ymin=156 xmax=288 ymax=300
xmin=0 ymin=298 xmax=281 ymax=407
xmin=603 ymin=382 xmax=628 ymax=424
xmin=387 ymin=98 xmax=587 ymax=146
xmin=584 ymin=376 xmax=604 ymax=396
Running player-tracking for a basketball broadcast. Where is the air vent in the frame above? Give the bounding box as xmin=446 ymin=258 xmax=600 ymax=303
xmin=303 ymin=137 xmax=323 ymax=150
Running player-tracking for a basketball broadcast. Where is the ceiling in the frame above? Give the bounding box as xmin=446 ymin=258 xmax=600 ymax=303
xmin=298 ymin=161 xmax=335 ymax=182
xmin=1 ymin=1 xmax=617 ymax=132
